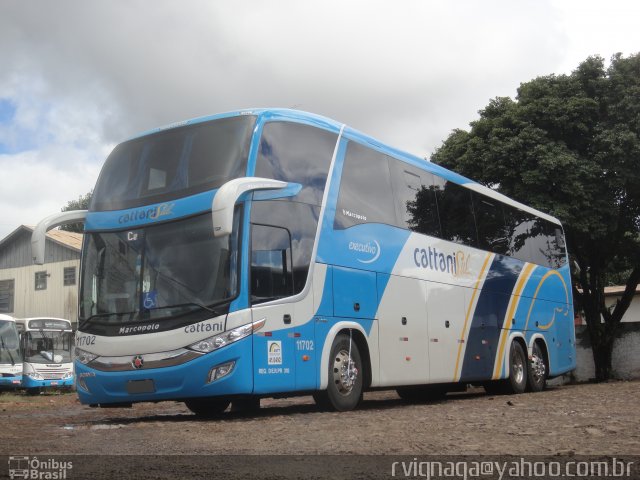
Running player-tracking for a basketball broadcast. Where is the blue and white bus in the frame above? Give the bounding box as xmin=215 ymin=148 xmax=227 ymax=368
xmin=32 ymin=109 xmax=575 ymax=413
xmin=17 ymin=317 xmax=75 ymax=393
xmin=0 ymin=314 xmax=22 ymax=389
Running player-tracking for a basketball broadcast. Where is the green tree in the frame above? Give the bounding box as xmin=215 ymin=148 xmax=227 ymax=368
xmin=432 ymin=53 xmax=640 ymax=381
xmin=60 ymin=190 xmax=92 ymax=233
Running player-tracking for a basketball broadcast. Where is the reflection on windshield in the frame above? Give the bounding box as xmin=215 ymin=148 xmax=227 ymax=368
xmin=80 ymin=211 xmax=240 ymax=327
xmin=91 ymin=115 xmax=255 ymax=211
xmin=0 ymin=320 xmax=20 ymax=364
xmin=23 ymin=331 xmax=73 ymax=364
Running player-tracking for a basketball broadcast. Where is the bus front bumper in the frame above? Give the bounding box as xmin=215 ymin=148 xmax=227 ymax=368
xmin=0 ymin=375 xmax=22 ymax=387
xmin=22 ymin=375 xmax=74 ymax=389
xmin=74 ymin=335 xmax=253 ymax=405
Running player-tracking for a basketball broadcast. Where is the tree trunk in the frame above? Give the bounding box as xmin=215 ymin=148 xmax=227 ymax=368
xmin=591 ymin=336 xmax=615 ymax=382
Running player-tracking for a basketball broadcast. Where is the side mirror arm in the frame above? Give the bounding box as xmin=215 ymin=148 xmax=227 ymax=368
xmin=31 ymin=210 xmax=88 ymax=264
xmin=212 ymin=177 xmax=294 ymax=237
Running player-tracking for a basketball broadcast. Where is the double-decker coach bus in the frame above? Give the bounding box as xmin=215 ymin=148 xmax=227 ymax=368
xmin=0 ymin=314 xmax=22 ymax=389
xmin=32 ymin=109 xmax=575 ymax=414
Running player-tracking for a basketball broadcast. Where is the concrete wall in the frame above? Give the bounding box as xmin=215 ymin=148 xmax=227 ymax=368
xmin=557 ymin=323 xmax=640 ymax=383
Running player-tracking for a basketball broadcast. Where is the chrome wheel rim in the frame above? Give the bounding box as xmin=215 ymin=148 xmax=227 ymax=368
xmin=531 ymin=352 xmax=546 ymax=383
xmin=332 ymin=349 xmax=358 ymax=395
xmin=512 ymin=349 xmax=525 ymax=384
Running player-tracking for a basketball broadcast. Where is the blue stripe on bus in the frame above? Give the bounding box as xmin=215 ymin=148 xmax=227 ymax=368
xmin=460 ymin=255 xmax=523 ymax=382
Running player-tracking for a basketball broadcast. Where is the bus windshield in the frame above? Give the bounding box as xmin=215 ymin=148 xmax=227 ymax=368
xmin=79 ymin=212 xmax=240 ymax=329
xmin=23 ymin=330 xmax=73 ymax=364
xmin=0 ymin=320 xmax=20 ymax=364
xmin=90 ymin=115 xmax=256 ymax=211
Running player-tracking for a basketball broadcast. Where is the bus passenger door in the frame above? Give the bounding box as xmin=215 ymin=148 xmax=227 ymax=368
xmin=250 ymin=223 xmax=297 ymax=394
xmin=376 ymin=274 xmax=429 ymax=386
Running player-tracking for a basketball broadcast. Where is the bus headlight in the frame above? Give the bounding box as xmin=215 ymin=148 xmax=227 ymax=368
xmin=188 ymin=318 xmax=266 ymax=353
xmin=24 ymin=364 xmax=43 ymax=380
xmin=75 ymin=348 xmax=98 ymax=365
xmin=62 ymin=372 xmax=74 ymax=380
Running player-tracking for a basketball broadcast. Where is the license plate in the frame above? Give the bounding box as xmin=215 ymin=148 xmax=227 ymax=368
xmin=50 ymin=381 xmax=59 ymax=386
xmin=126 ymin=379 xmax=155 ymax=394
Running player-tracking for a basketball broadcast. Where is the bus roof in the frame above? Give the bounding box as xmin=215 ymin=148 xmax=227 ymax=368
xmin=129 ymin=108 xmax=562 ymax=226
xmin=0 ymin=314 xmax=16 ymax=322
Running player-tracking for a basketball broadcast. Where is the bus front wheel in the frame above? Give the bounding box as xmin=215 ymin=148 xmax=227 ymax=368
xmin=314 ymin=333 xmax=363 ymax=411
xmin=506 ymin=341 xmax=528 ymax=394
xmin=184 ymin=397 xmax=230 ymax=417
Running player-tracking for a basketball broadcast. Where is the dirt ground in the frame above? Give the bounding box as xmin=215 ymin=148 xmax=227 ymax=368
xmin=1 ymin=381 xmax=639 ymax=478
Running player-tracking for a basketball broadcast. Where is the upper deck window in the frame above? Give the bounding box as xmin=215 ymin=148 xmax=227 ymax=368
xmin=255 ymin=121 xmax=337 ymax=206
xmin=335 ymin=141 xmax=398 ymax=229
xmin=91 ymin=115 xmax=256 ymax=211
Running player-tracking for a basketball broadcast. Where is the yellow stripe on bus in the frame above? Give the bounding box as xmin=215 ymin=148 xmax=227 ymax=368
xmin=492 ymin=262 xmax=537 ymax=380
xmin=453 ymin=252 xmax=493 ymax=382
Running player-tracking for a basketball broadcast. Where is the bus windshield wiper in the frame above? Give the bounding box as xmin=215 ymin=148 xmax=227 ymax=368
xmin=0 ymin=335 xmax=15 ymax=366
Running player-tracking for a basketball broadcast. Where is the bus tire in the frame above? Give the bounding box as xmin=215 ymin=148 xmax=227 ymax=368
xmin=315 ymin=333 xmax=363 ymax=412
xmin=527 ymin=342 xmax=547 ymax=392
xmin=397 ymin=385 xmax=447 ymax=403
xmin=184 ymin=397 xmax=230 ymax=417
xmin=506 ymin=341 xmax=528 ymax=394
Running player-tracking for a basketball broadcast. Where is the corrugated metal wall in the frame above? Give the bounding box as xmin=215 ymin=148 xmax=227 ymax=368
xmin=0 ymin=229 xmax=80 ymax=270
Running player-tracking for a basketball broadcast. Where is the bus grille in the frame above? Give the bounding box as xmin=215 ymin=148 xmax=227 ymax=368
xmin=36 ymin=368 xmax=70 ymax=379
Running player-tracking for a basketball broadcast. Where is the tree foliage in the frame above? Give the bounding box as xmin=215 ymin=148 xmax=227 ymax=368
xmin=60 ymin=190 xmax=92 ymax=233
xmin=432 ymin=54 xmax=640 ymax=381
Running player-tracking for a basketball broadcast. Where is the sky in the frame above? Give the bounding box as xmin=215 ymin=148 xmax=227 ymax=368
xmin=0 ymin=0 xmax=638 ymax=240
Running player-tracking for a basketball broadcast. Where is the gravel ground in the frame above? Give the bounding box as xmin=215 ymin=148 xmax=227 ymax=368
xmin=1 ymin=381 xmax=639 ymax=478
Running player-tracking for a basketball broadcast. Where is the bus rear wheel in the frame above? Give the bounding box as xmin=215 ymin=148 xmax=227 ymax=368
xmin=184 ymin=397 xmax=230 ymax=417
xmin=506 ymin=341 xmax=528 ymax=394
xmin=527 ymin=342 xmax=547 ymax=392
xmin=314 ymin=333 xmax=363 ymax=411
xmin=484 ymin=341 xmax=528 ymax=395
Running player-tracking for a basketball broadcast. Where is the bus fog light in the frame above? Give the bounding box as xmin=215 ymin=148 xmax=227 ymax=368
xmin=207 ymin=361 xmax=236 ymax=383
xmin=77 ymin=376 xmax=90 ymax=393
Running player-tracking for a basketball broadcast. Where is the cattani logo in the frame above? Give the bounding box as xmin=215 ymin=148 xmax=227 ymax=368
xmin=349 ymin=240 xmax=381 ymax=264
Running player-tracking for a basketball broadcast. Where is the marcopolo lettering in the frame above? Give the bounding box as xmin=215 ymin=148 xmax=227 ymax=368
xmin=342 ymin=209 xmax=367 ymax=222
xmin=119 ymin=202 xmax=175 ymax=224
xmin=118 ymin=323 xmax=161 ymax=335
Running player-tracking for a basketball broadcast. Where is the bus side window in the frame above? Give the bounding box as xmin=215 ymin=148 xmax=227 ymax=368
xmin=250 ymin=223 xmax=294 ymax=304
xmin=435 ymin=181 xmax=478 ymax=247
xmin=334 ymin=142 xmax=398 ymax=229
xmin=472 ymin=192 xmax=509 ymax=255
xmin=391 ymin=162 xmax=441 ymax=237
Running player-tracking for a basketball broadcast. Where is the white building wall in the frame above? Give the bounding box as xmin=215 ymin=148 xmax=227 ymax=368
xmin=0 ymin=259 xmax=79 ymax=323
xmin=606 ymin=294 xmax=640 ymax=323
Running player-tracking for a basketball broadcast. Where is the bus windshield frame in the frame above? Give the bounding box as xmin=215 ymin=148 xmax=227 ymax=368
xmin=79 ymin=210 xmax=242 ymax=334
xmin=0 ymin=320 xmax=20 ymax=365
